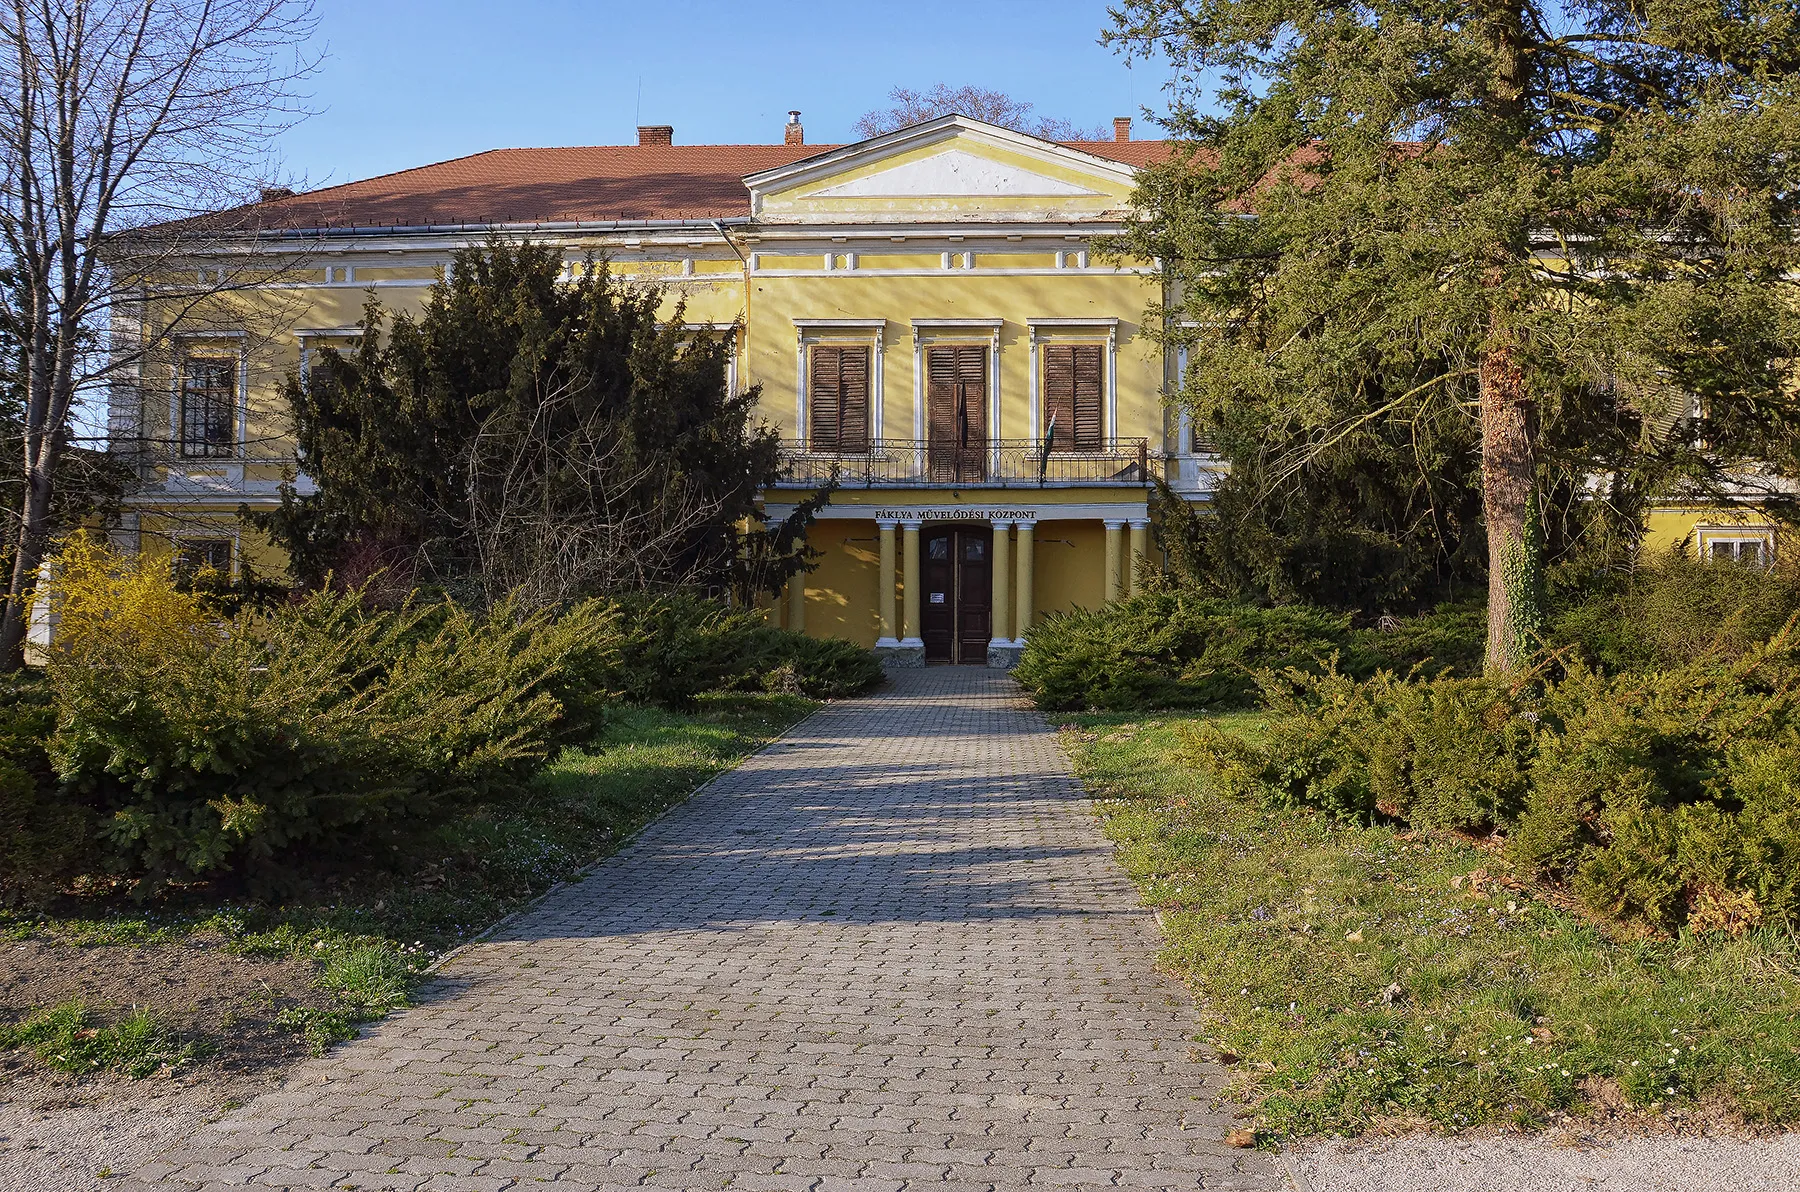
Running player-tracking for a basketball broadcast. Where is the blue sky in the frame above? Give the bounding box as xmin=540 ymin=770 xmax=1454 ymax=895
xmin=275 ymin=0 xmax=1167 ymax=189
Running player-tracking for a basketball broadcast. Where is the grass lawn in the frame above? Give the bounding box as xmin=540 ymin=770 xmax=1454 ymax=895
xmin=1061 ymin=709 xmax=1800 ymax=1139
xmin=0 ymin=692 xmax=814 ymax=1073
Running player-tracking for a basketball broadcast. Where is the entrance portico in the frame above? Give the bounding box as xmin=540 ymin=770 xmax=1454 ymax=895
xmin=772 ymin=496 xmax=1149 ymax=668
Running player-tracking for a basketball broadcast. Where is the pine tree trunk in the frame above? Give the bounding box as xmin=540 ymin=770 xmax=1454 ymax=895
xmin=1480 ymin=330 xmax=1541 ymax=673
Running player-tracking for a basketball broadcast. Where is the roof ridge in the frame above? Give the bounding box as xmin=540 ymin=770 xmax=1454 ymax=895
xmin=475 ymin=143 xmax=848 ymax=154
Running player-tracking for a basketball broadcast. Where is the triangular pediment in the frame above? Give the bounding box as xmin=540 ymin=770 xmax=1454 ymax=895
xmin=809 ymin=149 xmax=1102 ymax=198
xmin=745 ymin=115 xmax=1136 ymax=224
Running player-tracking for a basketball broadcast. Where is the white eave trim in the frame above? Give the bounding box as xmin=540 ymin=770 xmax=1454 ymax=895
xmin=1027 ymin=316 xmax=1121 ymax=327
xmin=911 ymin=317 xmax=1005 ymax=329
xmin=793 ymin=318 xmax=888 ymax=329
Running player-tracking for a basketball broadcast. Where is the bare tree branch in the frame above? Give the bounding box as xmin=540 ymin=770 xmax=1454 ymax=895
xmin=853 ymin=84 xmax=1110 ymax=142
xmin=0 ymin=0 xmax=319 ymax=668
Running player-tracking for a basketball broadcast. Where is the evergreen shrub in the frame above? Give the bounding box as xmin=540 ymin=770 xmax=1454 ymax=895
xmin=574 ymin=590 xmax=880 ymax=710
xmin=1356 ymin=601 xmax=1487 ymax=676
xmin=1551 ymin=549 xmax=1800 ymax=671
xmin=42 ymin=536 xmax=606 ymax=885
xmin=20 ymin=541 xmax=871 ymax=890
xmin=741 ymin=630 xmax=884 ymax=700
xmin=1185 ymin=638 xmax=1800 ymax=933
xmin=1014 ymin=590 xmax=1489 ymax=712
xmin=0 ymin=675 xmax=90 ymax=903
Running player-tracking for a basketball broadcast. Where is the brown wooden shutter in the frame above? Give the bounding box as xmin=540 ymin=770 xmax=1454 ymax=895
xmin=809 ymin=345 xmax=841 ymax=450
xmin=927 ymin=346 xmax=958 ymax=448
xmin=927 ymin=345 xmax=987 ymax=481
xmin=1072 ymin=344 xmax=1104 ymax=450
xmin=955 ymin=345 xmax=986 ymax=452
xmin=838 ymin=345 xmax=869 ymax=452
xmin=1042 ymin=345 xmax=1075 ymax=452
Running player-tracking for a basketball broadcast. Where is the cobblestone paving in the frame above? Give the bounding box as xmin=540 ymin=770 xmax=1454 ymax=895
xmin=119 ymin=668 xmax=1283 ymax=1192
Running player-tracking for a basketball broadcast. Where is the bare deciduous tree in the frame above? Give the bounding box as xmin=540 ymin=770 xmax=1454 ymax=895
xmin=853 ymin=85 xmax=1108 ymax=142
xmin=0 ymin=0 xmax=319 ymax=669
xmin=458 ymin=372 xmax=733 ymax=610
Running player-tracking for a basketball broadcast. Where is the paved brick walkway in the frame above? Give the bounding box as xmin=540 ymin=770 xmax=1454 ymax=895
xmin=121 ymin=668 xmax=1282 ymax=1192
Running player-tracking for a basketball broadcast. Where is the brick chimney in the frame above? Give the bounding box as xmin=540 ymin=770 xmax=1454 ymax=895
xmin=637 ymin=125 xmax=673 ymax=147
xmin=1114 ymin=117 xmax=1132 ymax=142
xmin=785 ymin=111 xmax=804 ymax=146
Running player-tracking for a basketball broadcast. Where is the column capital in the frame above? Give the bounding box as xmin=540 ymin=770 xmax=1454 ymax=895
xmin=1014 ymin=518 xmax=1037 ymax=530
xmin=991 ymin=518 xmax=1016 ymax=530
xmin=1103 ymin=519 xmax=1126 ymax=531
xmin=1128 ymin=517 xmax=1151 ymax=530
xmin=901 ymin=518 xmax=923 ymax=531
xmin=876 ymin=518 xmax=899 ymax=530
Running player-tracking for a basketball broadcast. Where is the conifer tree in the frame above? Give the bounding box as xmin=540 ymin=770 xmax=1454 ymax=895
xmin=1112 ymin=0 xmax=1800 ymax=670
xmin=258 ymin=241 xmax=814 ymax=604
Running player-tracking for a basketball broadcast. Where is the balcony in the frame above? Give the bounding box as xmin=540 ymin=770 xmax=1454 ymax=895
xmin=774 ymin=438 xmax=1152 ymax=489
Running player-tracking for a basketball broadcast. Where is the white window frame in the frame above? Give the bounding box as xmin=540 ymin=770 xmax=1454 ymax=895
xmin=170 ymin=331 xmax=247 ymax=460
xmin=660 ymin=321 xmax=742 ymax=398
xmin=295 ymin=326 xmax=362 ymax=382
xmin=1697 ymin=525 xmax=1776 ymax=568
xmin=170 ymin=528 xmax=241 ymax=580
xmin=793 ymin=319 xmax=886 ymax=448
xmin=910 ymin=319 xmax=1004 ymax=458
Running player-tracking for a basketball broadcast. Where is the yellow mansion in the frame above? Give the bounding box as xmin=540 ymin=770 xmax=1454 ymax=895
xmin=114 ymin=112 xmax=1223 ymax=665
xmin=111 ymin=112 xmax=1768 ymax=664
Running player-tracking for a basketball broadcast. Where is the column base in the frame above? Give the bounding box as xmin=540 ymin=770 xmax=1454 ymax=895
xmin=875 ymin=640 xmax=926 ymax=668
xmin=987 ymin=639 xmax=1025 ymax=669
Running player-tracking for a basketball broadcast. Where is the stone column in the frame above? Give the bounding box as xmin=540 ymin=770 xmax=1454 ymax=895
xmin=1103 ymin=520 xmax=1125 ymax=603
xmin=900 ymin=520 xmax=923 ymax=648
xmin=1128 ymin=518 xmax=1151 ymax=598
xmin=1015 ymin=519 xmax=1036 ymax=641
xmin=876 ymin=519 xmax=899 ymax=647
xmin=788 ymin=570 xmax=806 ymax=633
xmin=989 ymin=520 xmax=1014 ymax=667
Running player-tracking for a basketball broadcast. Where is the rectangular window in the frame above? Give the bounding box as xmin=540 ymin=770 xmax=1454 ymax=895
xmin=808 ymin=344 xmax=870 ymax=452
xmin=175 ymin=538 xmax=233 ymax=577
xmin=1041 ymin=344 xmax=1103 ymax=451
xmin=179 ymin=357 xmax=237 ymax=458
xmin=1707 ymin=535 xmax=1772 ymax=568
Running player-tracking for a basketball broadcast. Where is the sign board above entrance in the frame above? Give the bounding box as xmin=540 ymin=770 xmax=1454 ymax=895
xmin=874 ymin=507 xmax=1036 ymax=522
xmin=761 ymin=501 xmax=1150 ymax=523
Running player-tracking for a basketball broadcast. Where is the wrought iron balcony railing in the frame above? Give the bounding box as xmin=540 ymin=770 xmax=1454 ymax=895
xmin=774 ymin=438 xmax=1151 ymax=488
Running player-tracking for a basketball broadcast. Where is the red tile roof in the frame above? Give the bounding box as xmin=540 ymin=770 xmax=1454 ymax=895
xmin=238 ymin=140 xmax=1174 ymax=231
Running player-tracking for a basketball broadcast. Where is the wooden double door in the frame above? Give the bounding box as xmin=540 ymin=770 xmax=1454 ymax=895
xmin=921 ymin=525 xmax=993 ymax=664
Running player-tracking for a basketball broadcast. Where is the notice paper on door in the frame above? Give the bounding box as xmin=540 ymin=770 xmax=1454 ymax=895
xmin=930 ymin=593 xmax=946 ymax=603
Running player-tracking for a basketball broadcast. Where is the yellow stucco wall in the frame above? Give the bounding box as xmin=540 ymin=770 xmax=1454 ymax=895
xmin=1644 ymin=506 xmax=1779 ymax=559
xmin=796 ymin=522 xmax=887 ymax=644
xmin=741 ymin=271 xmax=1160 ymax=444
xmin=1033 ymin=521 xmax=1109 ymax=620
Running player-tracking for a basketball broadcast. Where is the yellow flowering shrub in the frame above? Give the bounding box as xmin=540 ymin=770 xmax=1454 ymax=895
xmin=34 ymin=532 xmax=217 ymax=665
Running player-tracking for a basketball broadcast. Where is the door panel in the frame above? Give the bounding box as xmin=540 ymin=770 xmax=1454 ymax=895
xmin=921 ymin=529 xmax=956 ymax=662
xmin=920 ymin=525 xmax=993 ymax=664
xmin=957 ymin=531 xmax=992 ymax=662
